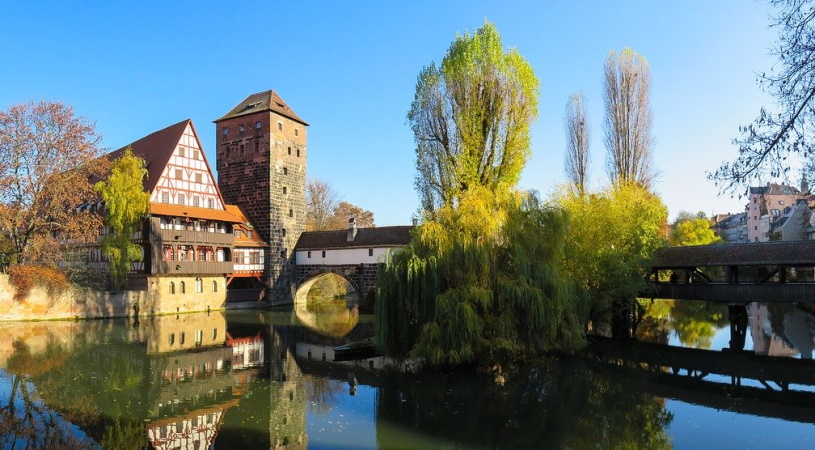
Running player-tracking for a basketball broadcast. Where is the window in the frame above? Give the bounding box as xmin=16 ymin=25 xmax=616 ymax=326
xmin=169 ymin=282 xmax=175 ymax=294
xmin=294 ymin=128 xmax=298 ymax=137
xmin=282 ymin=228 xmax=287 ymax=237
xmin=197 ymin=247 xmax=205 ymax=261
xmin=162 ymin=192 xmax=169 ymax=203
xmin=278 ymin=122 xmax=282 ymax=131
xmin=256 ymin=121 xmax=262 ymax=129
xmin=297 ymin=149 xmax=301 ymax=157
xmin=195 ymin=277 xmax=203 ymax=293
xmin=239 ymin=125 xmax=245 ymax=134
xmin=222 ymin=127 xmax=228 ymax=136
xmin=283 ymin=167 xmax=288 ymax=175
xmin=281 ymin=249 xmax=287 ymax=259
xmin=179 ymin=147 xmax=185 ymax=157
xmin=307 ymin=251 xmax=311 ymax=258
xmin=234 ymin=251 xmax=244 ymax=264
xmin=193 ymin=196 xmax=200 ymax=207
xmin=287 ymin=147 xmax=291 ymax=155
xmin=178 ymin=194 xmax=185 ymax=206
xmin=212 ymin=281 xmax=218 ymax=293
xmin=240 ymin=144 xmax=244 ymax=154
xmin=180 ymin=332 xmax=186 ymax=345
xmin=196 ymin=173 xmax=203 ymax=183
xmin=289 ymin=209 xmax=293 ymax=218
xmin=208 ymin=199 xmax=214 ymax=209
xmin=251 ymin=252 xmax=261 ymax=264
xmin=246 ymin=230 xmax=253 ymax=239
xmin=322 ymin=250 xmax=326 ymax=258
xmin=195 ymin=329 xmax=203 ymax=346
xmin=780 ymin=201 xmax=785 ymax=205
xmin=169 ymin=333 xmax=175 ymax=346
xmin=175 ymin=169 xmax=182 ymax=179
xmin=180 ymin=281 xmax=186 ymax=294
xmin=369 ymin=248 xmax=374 ymax=257
xmin=255 ymin=141 xmax=259 ymax=152
xmin=234 ymin=229 xmax=241 ymax=237
xmin=283 ymin=186 xmax=287 ymax=195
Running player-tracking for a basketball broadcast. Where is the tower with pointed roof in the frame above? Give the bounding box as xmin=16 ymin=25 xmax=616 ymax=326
xmin=214 ymin=90 xmax=307 ymax=302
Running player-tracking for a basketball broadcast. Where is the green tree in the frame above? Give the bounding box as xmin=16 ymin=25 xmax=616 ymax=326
xmin=407 ymin=20 xmax=539 ymax=211
xmin=377 ymin=189 xmax=587 ymax=365
xmin=669 ymin=217 xmax=723 ymax=246
xmin=94 ymin=147 xmax=149 ymax=289
xmin=557 ymin=182 xmax=668 ymax=325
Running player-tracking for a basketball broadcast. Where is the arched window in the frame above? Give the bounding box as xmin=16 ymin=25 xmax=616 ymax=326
xmin=212 ymin=280 xmax=218 ymax=292
xmin=169 ymin=333 xmax=175 ymax=346
xmin=180 ymin=281 xmax=186 ymax=294
xmin=195 ymin=277 xmax=203 ymax=293
xmin=169 ymin=282 xmax=175 ymax=294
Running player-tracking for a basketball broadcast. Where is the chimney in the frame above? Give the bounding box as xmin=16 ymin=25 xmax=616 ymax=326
xmin=347 ymin=217 xmax=357 ymax=242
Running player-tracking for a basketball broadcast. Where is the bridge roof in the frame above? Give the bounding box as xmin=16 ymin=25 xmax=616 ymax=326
xmin=652 ymin=240 xmax=815 ymax=268
xmin=295 ymin=226 xmax=413 ymax=251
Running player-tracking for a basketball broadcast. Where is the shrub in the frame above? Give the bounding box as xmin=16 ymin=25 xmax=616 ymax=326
xmin=7 ymin=264 xmax=69 ymax=302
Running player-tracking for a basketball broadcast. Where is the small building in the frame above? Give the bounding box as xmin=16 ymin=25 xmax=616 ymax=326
xmin=294 ymin=220 xmax=412 ymax=266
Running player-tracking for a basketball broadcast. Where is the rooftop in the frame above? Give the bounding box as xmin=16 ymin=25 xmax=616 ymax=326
xmin=652 ymin=240 xmax=815 ymax=268
xmin=213 ymin=90 xmax=308 ymax=125
xmin=295 ymin=226 xmax=414 ymax=251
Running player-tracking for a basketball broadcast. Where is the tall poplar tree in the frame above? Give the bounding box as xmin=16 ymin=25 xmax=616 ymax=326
xmin=564 ymin=92 xmax=590 ymax=196
xmin=407 ymin=20 xmax=539 ymax=212
xmin=603 ymin=48 xmax=656 ymax=188
xmin=94 ymin=148 xmax=149 ymax=289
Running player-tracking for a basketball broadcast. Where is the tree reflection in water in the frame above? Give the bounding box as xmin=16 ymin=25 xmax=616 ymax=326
xmin=1 ymin=339 xmax=97 ymax=449
xmin=375 ymin=357 xmax=672 ymax=449
xmin=638 ymin=299 xmax=728 ymax=348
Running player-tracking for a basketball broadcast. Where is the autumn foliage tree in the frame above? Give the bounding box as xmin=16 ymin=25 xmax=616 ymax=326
xmin=306 ymin=179 xmax=375 ymax=231
xmin=94 ymin=147 xmax=149 ymax=289
xmin=0 ymin=101 xmax=107 ymax=266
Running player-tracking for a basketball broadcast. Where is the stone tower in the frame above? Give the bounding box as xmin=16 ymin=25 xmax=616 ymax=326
xmin=214 ymin=90 xmax=307 ymax=303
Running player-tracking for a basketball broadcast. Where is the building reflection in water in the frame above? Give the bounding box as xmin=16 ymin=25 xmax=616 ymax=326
xmin=749 ymin=303 xmax=815 ymax=359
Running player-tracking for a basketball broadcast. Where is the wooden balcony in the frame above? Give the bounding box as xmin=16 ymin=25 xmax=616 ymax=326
xmin=155 ymin=228 xmax=233 ymax=246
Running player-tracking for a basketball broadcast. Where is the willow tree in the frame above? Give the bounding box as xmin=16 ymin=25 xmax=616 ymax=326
xmin=604 ymin=48 xmax=656 ymax=188
xmin=407 ymin=20 xmax=539 ymax=211
xmin=94 ymin=148 xmax=149 ymax=289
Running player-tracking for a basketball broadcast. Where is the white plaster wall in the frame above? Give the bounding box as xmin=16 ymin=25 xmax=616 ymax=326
xmin=295 ymin=247 xmax=400 ymax=265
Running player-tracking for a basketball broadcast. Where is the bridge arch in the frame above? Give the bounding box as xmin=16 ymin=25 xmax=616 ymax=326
xmin=294 ymin=270 xmax=359 ymax=305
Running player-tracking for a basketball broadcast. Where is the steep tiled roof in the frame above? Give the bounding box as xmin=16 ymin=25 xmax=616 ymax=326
xmin=225 ymin=204 xmax=267 ymax=247
xmin=150 ymin=203 xmax=241 ymax=223
xmin=214 ymin=90 xmax=308 ymax=125
xmin=106 ymin=119 xmax=190 ymax=193
xmin=295 ymin=226 xmax=414 ymax=250
xmin=750 ymin=183 xmax=801 ymax=195
xmin=652 ymin=240 xmax=815 ymax=268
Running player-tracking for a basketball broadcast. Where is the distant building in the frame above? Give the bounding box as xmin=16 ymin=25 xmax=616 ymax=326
xmin=712 ymin=212 xmax=748 ymax=243
xmin=747 ymin=183 xmax=803 ymax=242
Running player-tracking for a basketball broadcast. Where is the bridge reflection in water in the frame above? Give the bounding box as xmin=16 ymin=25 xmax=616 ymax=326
xmin=591 ymin=300 xmax=815 ymax=425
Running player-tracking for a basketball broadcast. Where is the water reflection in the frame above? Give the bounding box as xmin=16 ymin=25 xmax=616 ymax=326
xmin=0 ymin=300 xmax=814 ymax=447
xmin=639 ymin=299 xmax=815 ymax=359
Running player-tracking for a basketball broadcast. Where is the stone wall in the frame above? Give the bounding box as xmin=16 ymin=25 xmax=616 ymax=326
xmin=0 ymin=274 xmax=227 ymax=322
xmin=295 ymin=263 xmax=380 ymax=298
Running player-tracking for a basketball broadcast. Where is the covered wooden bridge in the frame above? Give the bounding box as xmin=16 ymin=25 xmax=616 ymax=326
xmin=648 ymin=240 xmax=815 ymax=303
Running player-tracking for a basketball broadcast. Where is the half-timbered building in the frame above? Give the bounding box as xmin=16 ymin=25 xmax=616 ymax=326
xmin=106 ymin=119 xmax=249 ymax=311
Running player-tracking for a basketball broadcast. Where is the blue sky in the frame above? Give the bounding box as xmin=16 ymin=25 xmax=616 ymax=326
xmin=1 ymin=1 xmax=779 ymax=225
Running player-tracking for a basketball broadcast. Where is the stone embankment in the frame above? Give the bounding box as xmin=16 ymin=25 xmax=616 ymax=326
xmin=0 ymin=274 xmax=227 ymax=322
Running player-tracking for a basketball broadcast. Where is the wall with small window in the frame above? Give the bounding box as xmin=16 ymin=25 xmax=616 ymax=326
xmin=294 ymin=247 xmax=402 ymax=265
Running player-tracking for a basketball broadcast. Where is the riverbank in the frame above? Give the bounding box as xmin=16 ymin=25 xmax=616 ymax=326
xmin=0 ymin=274 xmax=269 ymax=322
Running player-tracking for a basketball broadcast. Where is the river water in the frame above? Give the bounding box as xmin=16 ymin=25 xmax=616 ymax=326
xmin=0 ymin=299 xmax=814 ymax=449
